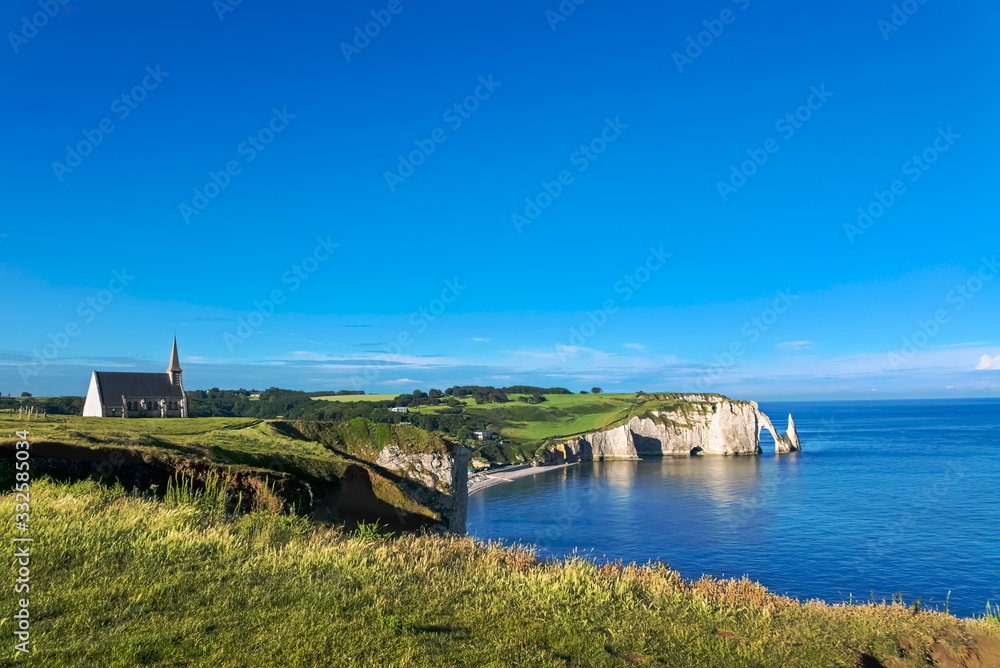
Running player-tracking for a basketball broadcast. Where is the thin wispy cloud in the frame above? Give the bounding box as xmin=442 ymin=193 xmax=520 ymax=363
xmin=281 ymin=351 xmax=457 ymax=366
xmin=935 ymin=341 xmax=993 ymax=349
xmin=777 ymin=341 xmax=814 ymax=351
xmin=471 ymin=337 xmax=491 ymax=342
xmin=624 ymin=343 xmax=647 ymax=352
xmin=509 ymin=345 xmax=597 ymax=362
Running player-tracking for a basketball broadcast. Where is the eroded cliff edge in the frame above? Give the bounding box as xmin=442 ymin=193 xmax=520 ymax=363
xmin=1 ymin=417 xmax=473 ymax=535
xmin=544 ymin=394 xmax=800 ymax=463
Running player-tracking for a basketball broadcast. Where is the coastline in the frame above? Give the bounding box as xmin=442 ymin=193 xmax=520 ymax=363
xmin=468 ymin=462 xmax=577 ymax=495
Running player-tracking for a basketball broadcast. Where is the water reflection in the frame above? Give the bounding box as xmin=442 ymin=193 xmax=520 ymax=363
xmin=655 ymin=455 xmax=763 ymax=508
xmin=470 ymin=455 xmax=809 ymax=583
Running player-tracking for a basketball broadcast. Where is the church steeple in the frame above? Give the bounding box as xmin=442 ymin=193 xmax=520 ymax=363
xmin=167 ymin=338 xmax=182 ymax=385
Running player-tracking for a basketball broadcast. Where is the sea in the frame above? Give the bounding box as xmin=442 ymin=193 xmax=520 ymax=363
xmin=466 ymin=399 xmax=1000 ymax=618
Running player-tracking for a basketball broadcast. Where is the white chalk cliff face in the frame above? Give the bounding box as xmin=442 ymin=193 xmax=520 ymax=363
xmin=775 ymin=413 xmax=800 ymax=454
xmin=545 ymin=396 xmax=800 ymax=463
xmin=375 ymin=444 xmax=471 ymax=533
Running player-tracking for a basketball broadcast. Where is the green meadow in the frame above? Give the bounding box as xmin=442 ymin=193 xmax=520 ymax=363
xmin=411 ymin=392 xmax=708 ymax=453
xmin=480 ymin=393 xmax=638 ymax=443
xmin=0 ymin=414 xmax=447 ymax=462
xmin=0 ymin=414 xmax=452 ymax=523
xmin=0 ymin=414 xmax=331 ymax=463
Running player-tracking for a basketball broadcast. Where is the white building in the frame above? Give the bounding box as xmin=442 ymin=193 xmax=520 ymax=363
xmin=473 ymin=431 xmax=496 ymax=440
xmin=389 ymin=407 xmax=408 ymax=414
xmin=83 ymin=339 xmax=188 ymax=418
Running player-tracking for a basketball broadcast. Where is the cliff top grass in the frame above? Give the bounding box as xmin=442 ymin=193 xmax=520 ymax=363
xmin=412 ymin=393 xmax=640 ymax=446
xmin=292 ymin=418 xmax=453 ymax=459
xmin=0 ymin=414 xmax=450 ymax=462
xmin=0 ymin=415 xmax=456 ymax=521
xmin=0 ymin=414 xmax=325 ymax=464
xmin=420 ymin=393 xmax=733 ymax=456
xmin=3 ymin=477 xmax=997 ymax=667
xmin=490 ymin=394 xmax=638 ymax=442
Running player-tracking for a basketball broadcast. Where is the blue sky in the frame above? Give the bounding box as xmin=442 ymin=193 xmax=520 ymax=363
xmin=1 ymin=0 xmax=998 ymax=399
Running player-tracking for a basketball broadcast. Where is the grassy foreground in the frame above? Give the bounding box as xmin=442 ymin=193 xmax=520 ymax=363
xmin=2 ymin=479 xmax=998 ymax=667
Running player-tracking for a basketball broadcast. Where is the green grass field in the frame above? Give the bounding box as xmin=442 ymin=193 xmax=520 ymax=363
xmin=484 ymin=394 xmax=638 ymax=443
xmin=0 ymin=414 xmax=453 ymax=523
xmin=303 ymin=391 xmax=651 ymax=456
xmin=2 ymin=478 xmax=996 ymax=667
xmin=0 ymin=414 xmax=330 ymax=460
xmin=412 ymin=393 xmax=703 ymax=451
xmin=0 ymin=414 xmax=446 ymax=459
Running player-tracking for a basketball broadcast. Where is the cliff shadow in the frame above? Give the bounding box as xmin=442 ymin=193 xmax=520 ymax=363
xmin=312 ymin=463 xmax=440 ymax=534
xmin=314 ymin=443 xmax=468 ymax=535
xmin=632 ymin=433 xmax=664 ymax=455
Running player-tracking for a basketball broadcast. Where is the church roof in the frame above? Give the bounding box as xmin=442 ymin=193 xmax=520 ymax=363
xmin=93 ymin=371 xmax=184 ymax=405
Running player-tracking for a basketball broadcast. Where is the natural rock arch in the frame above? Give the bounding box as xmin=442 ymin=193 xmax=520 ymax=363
xmin=546 ymin=395 xmax=802 ymax=462
xmin=756 ymin=411 xmax=782 ymax=450
xmin=757 ymin=409 xmax=801 ymax=454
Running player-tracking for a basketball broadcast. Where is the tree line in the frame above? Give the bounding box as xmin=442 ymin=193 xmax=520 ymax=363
xmin=0 ymin=396 xmax=84 ymax=415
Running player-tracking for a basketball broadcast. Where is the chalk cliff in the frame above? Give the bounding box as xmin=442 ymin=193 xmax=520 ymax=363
xmin=376 ymin=444 xmax=472 ymax=533
xmin=777 ymin=413 xmax=800 ymax=454
xmin=544 ymin=395 xmax=800 ymax=463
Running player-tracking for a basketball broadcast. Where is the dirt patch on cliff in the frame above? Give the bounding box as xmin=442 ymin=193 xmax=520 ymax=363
xmin=876 ymin=631 xmax=1000 ymax=668
xmin=969 ymin=634 xmax=1000 ymax=668
xmin=922 ymin=632 xmax=1000 ymax=668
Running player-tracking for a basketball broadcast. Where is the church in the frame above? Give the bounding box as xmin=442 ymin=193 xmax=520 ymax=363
xmin=83 ymin=338 xmax=189 ymax=418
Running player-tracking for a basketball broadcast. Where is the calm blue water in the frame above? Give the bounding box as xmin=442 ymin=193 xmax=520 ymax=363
xmin=467 ymin=399 xmax=1000 ymax=618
